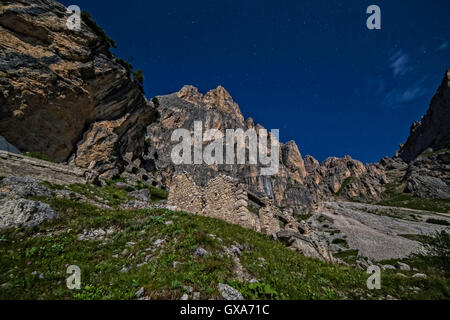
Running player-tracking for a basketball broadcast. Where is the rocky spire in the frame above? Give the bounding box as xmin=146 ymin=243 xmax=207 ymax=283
xmin=398 ymin=69 xmax=450 ymax=162
xmin=203 ymin=86 xmax=245 ymax=125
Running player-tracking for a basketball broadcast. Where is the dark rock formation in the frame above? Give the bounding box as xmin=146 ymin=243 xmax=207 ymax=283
xmin=0 ymin=0 xmax=157 ymax=178
xmin=398 ymin=69 xmax=450 ymax=163
xmin=404 ymin=149 xmax=450 ymax=199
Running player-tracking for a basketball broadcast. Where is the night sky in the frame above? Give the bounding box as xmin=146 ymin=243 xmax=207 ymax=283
xmin=60 ymin=0 xmax=450 ymax=163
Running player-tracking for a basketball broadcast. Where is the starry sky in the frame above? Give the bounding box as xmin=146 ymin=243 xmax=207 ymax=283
xmin=60 ymin=0 xmax=450 ymax=163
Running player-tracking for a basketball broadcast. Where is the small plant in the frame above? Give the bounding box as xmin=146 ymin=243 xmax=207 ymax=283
xmin=152 ymin=97 xmax=160 ymax=108
xmin=149 ymin=186 xmax=169 ymax=200
xmin=132 ymin=69 xmax=144 ymax=85
xmin=332 ymin=238 xmax=348 ymax=247
xmin=296 ymin=212 xmax=313 ymax=222
xmin=335 ymin=177 xmax=354 ymax=196
xmin=230 ymin=281 xmax=279 ymax=300
xmin=81 ymin=11 xmax=116 ymax=49
xmin=116 ymin=58 xmax=133 ymax=75
xmin=248 ymin=205 xmax=259 ymax=214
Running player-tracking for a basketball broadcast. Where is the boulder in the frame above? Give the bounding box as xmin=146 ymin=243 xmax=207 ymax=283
xmin=218 ymin=284 xmax=244 ymax=300
xmin=0 ymin=197 xmax=58 ymax=229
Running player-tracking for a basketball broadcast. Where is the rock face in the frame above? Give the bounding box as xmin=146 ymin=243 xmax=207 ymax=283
xmin=398 ymin=69 xmax=450 ymax=163
xmin=0 ymin=0 xmax=156 ymax=178
xmin=0 ymin=150 xmax=97 ymax=185
xmin=384 ymin=69 xmax=450 ymax=199
xmin=304 ymin=155 xmax=388 ymax=201
xmin=403 ymin=149 xmax=450 ymax=199
xmin=146 ymin=85 xmax=318 ymax=212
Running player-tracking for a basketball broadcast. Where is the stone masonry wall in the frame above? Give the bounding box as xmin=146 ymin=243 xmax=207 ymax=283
xmin=168 ymin=173 xmax=263 ymax=232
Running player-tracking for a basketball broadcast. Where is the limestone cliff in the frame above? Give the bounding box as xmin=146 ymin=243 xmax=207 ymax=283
xmin=398 ymin=69 xmax=450 ymax=162
xmin=0 ymin=0 xmax=156 ymax=178
xmin=144 ymin=85 xmax=388 ymax=212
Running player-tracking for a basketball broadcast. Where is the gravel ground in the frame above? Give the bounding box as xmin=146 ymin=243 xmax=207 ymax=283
xmin=315 ymin=201 xmax=450 ymax=261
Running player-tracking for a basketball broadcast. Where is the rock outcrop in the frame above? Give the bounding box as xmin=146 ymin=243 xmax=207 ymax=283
xmin=0 ymin=176 xmax=58 ymax=229
xmin=383 ymin=69 xmax=450 ymax=199
xmin=398 ymin=69 xmax=450 ymax=162
xmin=303 ymin=155 xmax=388 ymax=201
xmin=0 ymin=0 xmax=157 ymax=178
xmin=146 ymin=85 xmax=319 ymax=213
xmin=0 ymin=136 xmax=21 ymax=154
xmin=0 ymin=150 xmax=97 ymax=185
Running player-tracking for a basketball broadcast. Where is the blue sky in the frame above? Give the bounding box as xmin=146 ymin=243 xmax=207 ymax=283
xmin=60 ymin=0 xmax=450 ymax=163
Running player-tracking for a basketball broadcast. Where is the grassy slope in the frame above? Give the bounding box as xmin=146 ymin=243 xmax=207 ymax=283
xmin=0 ymin=188 xmax=448 ymax=300
xmin=377 ymin=182 xmax=450 ymax=214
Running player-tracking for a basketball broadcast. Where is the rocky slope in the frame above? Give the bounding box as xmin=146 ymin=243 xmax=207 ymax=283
xmin=0 ymin=0 xmax=157 ymax=179
xmin=398 ymin=69 xmax=450 ymax=163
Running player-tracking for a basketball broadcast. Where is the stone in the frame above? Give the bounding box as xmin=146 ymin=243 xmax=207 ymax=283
xmin=192 ymin=292 xmax=201 ymax=300
xmin=218 ymin=283 xmax=244 ymax=300
xmin=412 ymin=273 xmax=427 ymax=279
xmin=230 ymin=245 xmax=242 ymax=256
xmin=355 ymin=259 xmax=369 ymax=270
xmin=0 ymin=136 xmax=21 ymax=154
xmin=0 ymin=176 xmax=52 ymax=199
xmin=395 ymin=262 xmax=411 ymax=271
xmin=183 ymin=286 xmax=194 ymax=293
xmin=383 ymin=265 xmax=396 ymax=270
xmin=129 ymin=189 xmax=150 ymax=202
xmin=180 ymin=294 xmax=189 ymax=300
xmin=135 ymin=287 xmax=145 ymax=298
xmin=194 ymin=247 xmax=209 ymax=258
xmin=0 ymin=198 xmax=58 ymax=229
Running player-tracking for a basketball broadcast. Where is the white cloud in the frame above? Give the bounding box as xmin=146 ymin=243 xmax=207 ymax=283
xmin=438 ymin=41 xmax=449 ymax=50
xmin=388 ymin=50 xmax=413 ymax=77
xmin=383 ymin=77 xmax=428 ymax=107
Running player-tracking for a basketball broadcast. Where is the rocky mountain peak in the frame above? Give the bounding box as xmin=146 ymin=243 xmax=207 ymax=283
xmin=203 ymin=86 xmax=245 ymax=124
xmin=398 ymin=68 xmax=450 ymax=162
xmin=176 ymin=85 xmax=245 ymax=125
xmin=281 ymin=141 xmax=307 ymax=178
xmin=177 ymin=85 xmax=204 ymax=105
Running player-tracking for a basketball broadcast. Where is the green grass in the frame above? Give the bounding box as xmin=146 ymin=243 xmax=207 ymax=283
xmin=378 ymin=182 xmax=450 ymax=213
xmin=331 ymin=238 xmax=349 ymax=248
xmin=248 ymin=205 xmax=259 ymax=215
xmin=24 ymin=152 xmax=55 ymax=163
xmin=335 ymin=177 xmax=355 ymax=196
xmin=419 ymin=148 xmax=450 ymax=159
xmin=334 ymin=250 xmax=359 ymax=264
xmin=1 ymin=186 xmax=449 ymax=300
xmin=295 ymin=213 xmax=313 ymax=223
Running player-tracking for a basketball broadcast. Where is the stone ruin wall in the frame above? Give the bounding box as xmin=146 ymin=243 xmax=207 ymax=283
xmin=167 ymin=172 xmax=282 ymax=234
